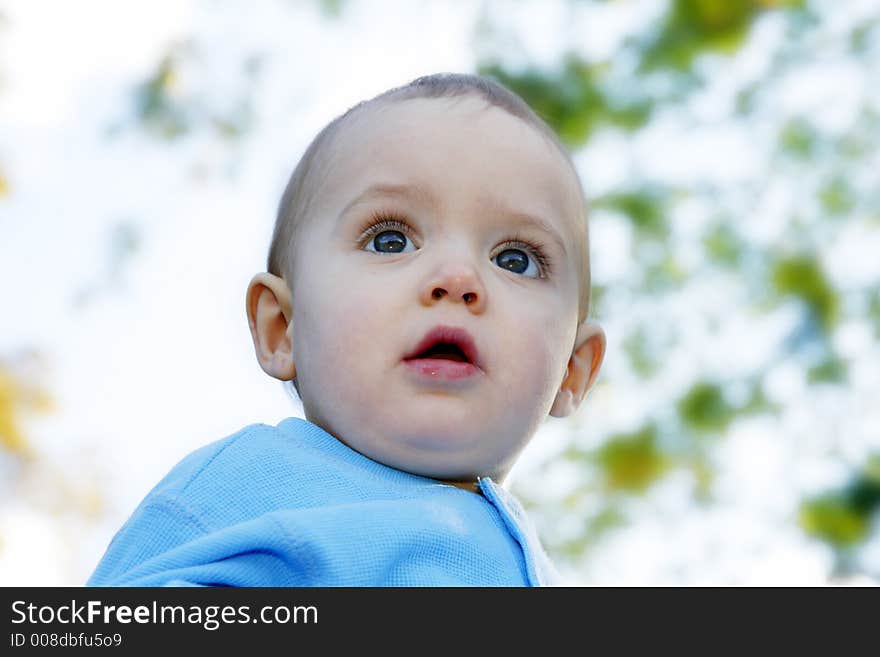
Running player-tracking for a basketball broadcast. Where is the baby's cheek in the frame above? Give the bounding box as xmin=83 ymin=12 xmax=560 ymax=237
xmin=503 ymin=323 xmax=555 ymax=396
xmin=294 ymin=277 xmax=358 ymax=366
xmin=521 ymin=315 xmax=573 ymax=398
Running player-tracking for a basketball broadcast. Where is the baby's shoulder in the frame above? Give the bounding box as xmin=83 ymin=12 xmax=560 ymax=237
xmin=144 ymin=418 xmax=338 ymax=521
xmin=158 ymin=420 xmax=319 ymax=494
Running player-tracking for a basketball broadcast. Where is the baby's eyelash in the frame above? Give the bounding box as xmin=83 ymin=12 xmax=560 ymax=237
xmin=498 ymin=232 xmax=553 ymax=278
xmin=355 ymin=210 xmax=553 ymax=278
xmin=355 ymin=210 xmax=414 ymax=246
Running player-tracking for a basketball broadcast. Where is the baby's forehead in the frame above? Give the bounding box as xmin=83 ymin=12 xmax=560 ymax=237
xmin=335 ymin=97 xmax=563 ymax=165
xmin=324 ymin=98 xmax=585 ymax=224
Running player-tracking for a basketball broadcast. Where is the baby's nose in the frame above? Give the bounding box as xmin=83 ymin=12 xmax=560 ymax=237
xmin=420 ymin=263 xmax=486 ymax=312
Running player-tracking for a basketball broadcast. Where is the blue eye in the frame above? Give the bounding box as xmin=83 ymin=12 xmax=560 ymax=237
xmin=364 ymin=228 xmax=416 ymax=254
xmin=494 ymin=248 xmax=539 ymax=277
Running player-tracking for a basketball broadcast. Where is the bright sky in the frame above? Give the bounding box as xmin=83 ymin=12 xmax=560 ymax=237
xmin=1 ymin=0 xmax=876 ymax=586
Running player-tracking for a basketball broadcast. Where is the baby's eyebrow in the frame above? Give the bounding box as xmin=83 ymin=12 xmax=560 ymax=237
xmin=339 ymin=181 xmax=568 ymax=256
xmin=479 ymin=196 xmax=568 ymax=257
xmin=338 ymin=182 xmax=439 ymax=221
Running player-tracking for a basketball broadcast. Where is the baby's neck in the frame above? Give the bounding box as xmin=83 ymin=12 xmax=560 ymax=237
xmin=442 ymin=479 xmax=479 ymax=493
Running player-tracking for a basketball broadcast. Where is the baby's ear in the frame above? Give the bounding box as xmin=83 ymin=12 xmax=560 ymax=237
xmin=549 ymin=321 xmax=606 ymax=418
xmin=246 ymin=272 xmax=296 ymax=381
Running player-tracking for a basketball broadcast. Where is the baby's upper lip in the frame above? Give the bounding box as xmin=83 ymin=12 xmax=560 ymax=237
xmin=403 ymin=325 xmax=483 ymax=370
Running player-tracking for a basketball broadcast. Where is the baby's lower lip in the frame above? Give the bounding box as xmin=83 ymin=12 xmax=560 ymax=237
xmin=403 ymin=358 xmax=481 ymax=381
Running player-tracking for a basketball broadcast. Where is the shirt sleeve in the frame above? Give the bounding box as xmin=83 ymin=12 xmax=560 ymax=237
xmin=87 ymin=500 xmax=318 ymax=587
xmin=87 ymin=494 xmax=207 ymax=586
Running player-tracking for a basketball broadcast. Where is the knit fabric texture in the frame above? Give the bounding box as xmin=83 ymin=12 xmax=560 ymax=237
xmin=87 ymin=417 xmax=560 ymax=586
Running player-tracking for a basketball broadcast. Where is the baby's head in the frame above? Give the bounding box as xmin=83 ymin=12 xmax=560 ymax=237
xmin=246 ymin=73 xmax=605 ymax=487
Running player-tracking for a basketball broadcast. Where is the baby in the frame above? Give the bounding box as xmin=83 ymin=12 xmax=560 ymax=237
xmin=88 ymin=73 xmax=606 ymax=586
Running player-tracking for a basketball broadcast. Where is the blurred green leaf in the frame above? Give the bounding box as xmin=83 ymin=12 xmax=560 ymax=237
xmin=595 ymin=424 xmax=670 ymax=493
xmin=703 ymin=221 xmax=744 ymax=266
xmin=135 ymin=54 xmax=189 ymax=139
xmin=688 ymin=455 xmax=715 ymax=502
xmin=807 ymin=353 xmax=847 ymax=384
xmin=677 ymin=381 xmax=738 ymax=434
xmin=771 ymin=254 xmax=840 ymax=331
xmin=641 ymin=253 xmax=688 ymax=292
xmin=741 ymin=379 xmax=778 ymax=415
xmin=779 ymin=118 xmax=819 ymax=159
xmin=480 ymin=54 xmax=653 ymax=146
xmin=556 ymin=504 xmax=628 ymax=558
xmin=212 ymin=101 xmax=253 ymax=140
xmin=594 ymin=187 xmax=669 ymax=239
xmin=133 ymin=47 xmax=255 ymax=144
xmin=864 ymin=456 xmax=880 ymax=483
xmin=800 ymin=456 xmax=880 ymax=548
xmin=579 ymin=506 xmax=628 ymax=549
xmin=639 ymin=0 xmax=804 ymax=73
xmin=818 ymin=177 xmax=856 ymax=217
xmin=316 ymin=0 xmax=350 ymax=19
xmin=734 ymin=81 xmax=760 ymax=115
xmin=869 ymin=288 xmax=880 ymax=338
xmin=800 ymin=495 xmax=869 ymax=547
xmin=849 ymin=17 xmax=879 ymax=54
xmin=848 ymin=475 xmax=880 ymax=516
xmin=623 ymin=327 xmax=661 ymax=377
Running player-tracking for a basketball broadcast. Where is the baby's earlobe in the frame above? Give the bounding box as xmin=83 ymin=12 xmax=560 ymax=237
xmin=549 ymin=388 xmax=573 ymax=418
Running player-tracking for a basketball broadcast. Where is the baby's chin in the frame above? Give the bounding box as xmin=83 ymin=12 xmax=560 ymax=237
xmin=310 ymin=395 xmax=524 ymax=479
xmin=363 ymin=423 xmax=514 ymax=482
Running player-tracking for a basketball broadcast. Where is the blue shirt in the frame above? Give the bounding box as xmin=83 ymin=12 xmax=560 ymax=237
xmin=87 ymin=417 xmax=560 ymax=586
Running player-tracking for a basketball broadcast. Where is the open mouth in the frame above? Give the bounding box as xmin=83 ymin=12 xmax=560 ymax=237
xmin=402 ymin=325 xmax=483 ymax=381
xmin=411 ymin=342 xmax=470 ymax=363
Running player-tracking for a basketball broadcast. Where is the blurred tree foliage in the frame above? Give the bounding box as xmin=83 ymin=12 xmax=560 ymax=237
xmin=1 ymin=354 xmax=107 ymax=573
xmin=130 ymin=43 xmax=256 ymax=143
xmin=0 ymin=10 xmax=110 ymax=577
xmin=118 ymin=0 xmax=879 ymax=581
xmin=800 ymin=457 xmax=880 ymax=575
xmin=5 ymin=0 xmax=877 ymax=583
xmin=639 ymin=0 xmax=806 ymax=72
xmin=0 ymin=355 xmax=52 ymax=457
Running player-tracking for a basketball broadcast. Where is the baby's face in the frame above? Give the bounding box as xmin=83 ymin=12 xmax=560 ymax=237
xmin=287 ymin=96 xmax=590 ymax=482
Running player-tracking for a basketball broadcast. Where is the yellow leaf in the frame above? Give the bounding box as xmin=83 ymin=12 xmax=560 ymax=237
xmin=0 ymin=369 xmax=30 ymax=453
xmin=0 ymin=361 xmax=55 ymax=456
